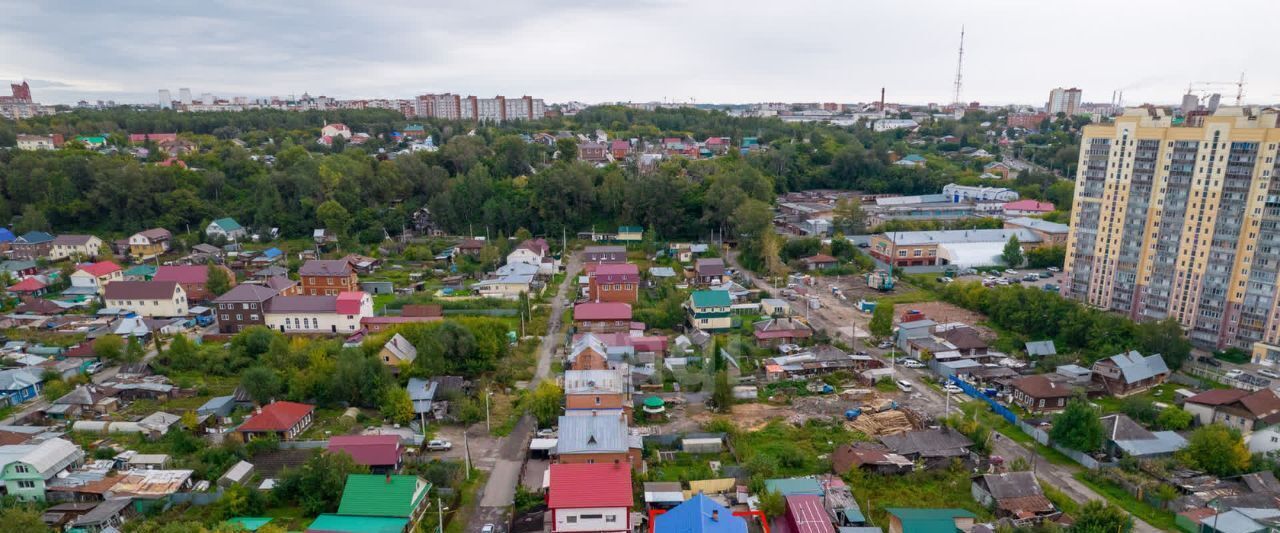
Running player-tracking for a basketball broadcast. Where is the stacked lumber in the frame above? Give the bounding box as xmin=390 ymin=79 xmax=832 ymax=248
xmin=846 ymin=410 xmax=913 ymax=436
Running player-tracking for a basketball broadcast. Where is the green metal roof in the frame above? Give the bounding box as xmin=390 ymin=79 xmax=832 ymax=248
xmin=691 ymin=290 xmax=731 ymax=308
xmin=212 ymin=217 xmax=243 ymax=231
xmin=336 ymin=474 xmax=429 ymax=518
xmin=644 ymin=396 xmax=664 ymax=408
xmin=618 ymin=226 xmax=643 ymax=233
xmin=886 ymin=508 xmax=976 ymax=533
xmin=225 ymin=517 xmax=273 ymax=531
xmin=764 ymin=477 xmax=823 ymax=496
xmin=76 ymin=136 xmax=106 ymax=144
xmin=124 ymin=265 xmax=157 ymax=276
xmin=305 ymin=514 xmax=409 ymax=533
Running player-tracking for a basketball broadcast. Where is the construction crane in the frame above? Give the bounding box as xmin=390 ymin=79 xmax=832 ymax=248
xmin=1186 ymin=72 xmax=1246 ymax=105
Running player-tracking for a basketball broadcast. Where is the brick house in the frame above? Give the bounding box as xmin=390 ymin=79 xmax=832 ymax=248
xmin=298 ymin=259 xmax=357 ymax=296
xmin=212 ymin=284 xmax=279 ymax=334
xmin=11 ymin=231 xmax=54 ymax=260
xmin=588 ymin=263 xmax=640 ymax=303
xmin=564 ymin=369 xmax=631 ymax=417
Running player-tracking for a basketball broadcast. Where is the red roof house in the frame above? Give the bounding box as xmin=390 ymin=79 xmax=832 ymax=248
xmin=547 ymin=463 xmax=632 ymax=532
xmin=7 ymin=277 xmax=47 ymax=295
xmin=588 ymin=263 xmax=640 ymax=304
xmin=237 ymin=401 xmax=314 ymax=441
xmin=155 ymin=264 xmax=234 ymax=302
xmin=573 ymin=302 xmax=633 ymax=334
xmin=79 ymin=261 xmax=122 ymax=278
xmin=326 ymin=434 xmax=402 ymax=471
xmin=800 ymin=254 xmax=838 ymax=271
xmin=1002 ymin=199 xmax=1055 ymax=215
xmin=129 ymin=133 xmax=178 ymax=144
xmin=335 ymin=291 xmax=365 ymax=314
xmin=783 ymin=494 xmax=836 ymax=533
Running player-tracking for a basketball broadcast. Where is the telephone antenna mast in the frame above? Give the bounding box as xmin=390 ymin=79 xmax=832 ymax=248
xmin=952 ymin=26 xmax=965 ymax=107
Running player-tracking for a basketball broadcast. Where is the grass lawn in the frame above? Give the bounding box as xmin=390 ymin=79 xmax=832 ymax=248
xmin=1090 ymin=384 xmax=1178 ymax=414
xmin=845 ymin=466 xmax=993 ymax=526
xmin=1074 ymin=471 xmax=1178 ymax=531
xmin=731 ymin=419 xmax=867 ymax=477
xmin=648 ymin=452 xmax=737 ymax=482
xmin=875 ymin=286 xmax=937 ymax=305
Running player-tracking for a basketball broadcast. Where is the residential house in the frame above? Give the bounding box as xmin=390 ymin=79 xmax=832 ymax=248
xmin=1009 ymin=375 xmax=1074 ymax=414
xmin=970 ymin=471 xmax=1058 ymax=523
xmin=1002 ymin=200 xmax=1055 ymax=216
xmin=237 ymin=401 xmax=315 ymax=441
xmin=327 ymin=435 xmax=402 ymax=472
xmin=378 ymin=333 xmax=418 ymax=371
xmin=473 ymin=273 xmax=534 ymax=300
xmin=547 ymin=462 xmax=632 ymax=533
xmin=263 ymin=291 xmax=372 ymax=334
xmin=102 ymin=281 xmax=188 ymax=317
xmin=878 ymin=428 xmax=974 ymax=469
xmin=831 ymin=443 xmax=914 ymax=475
xmin=213 ymin=284 xmax=279 ymax=334
xmin=1100 ymin=413 xmax=1188 ymax=458
xmin=128 ymin=228 xmax=172 ymax=261
xmin=616 ymin=226 xmax=643 ymax=242
xmin=800 ymin=254 xmax=838 ymax=271
xmin=589 ymin=263 xmax=640 ymax=304
xmin=937 ymin=327 xmax=988 ymax=357
xmin=983 ymin=162 xmax=1011 ymax=179
xmin=11 ymin=231 xmax=55 ymax=260
xmin=654 ymin=493 xmax=747 ymax=533
xmin=1025 ymin=341 xmax=1056 ymax=358
xmin=753 ymin=318 xmax=813 ymax=347
xmin=1 ymin=259 xmax=37 ymax=278
xmin=332 ymin=473 xmax=431 ymax=531
xmin=197 ymin=395 xmax=236 ymax=419
xmin=128 ymin=133 xmax=178 ymax=144
xmin=564 ymin=369 xmax=631 ymax=417
xmin=762 ymin=347 xmax=878 ymax=381
xmin=782 ymin=494 xmax=835 ymax=533
xmin=609 ymin=140 xmax=631 ymax=160
xmin=568 ymin=335 xmax=612 ymax=371
xmin=688 ymin=291 xmax=732 ymax=332
xmin=1184 ymin=389 xmax=1280 ymax=433
xmin=298 ymin=259 xmax=358 ymax=296
xmin=154 ymin=264 xmax=235 ymax=302
xmin=48 ymin=385 xmax=119 ymax=420
xmin=205 ymin=218 xmax=246 ymax=241
xmin=407 ymin=378 xmax=440 ymax=424
xmin=6 ymin=277 xmax=48 ymax=297
xmin=578 ymin=141 xmax=609 ymax=164
xmin=574 ymin=302 xmax=633 ymax=334
xmin=643 ymin=481 xmax=684 ymax=510
xmin=48 ymin=235 xmax=103 ymax=261
xmin=555 ymin=414 xmax=641 ymax=470
xmin=456 ymin=238 xmax=486 ymax=257
xmin=1091 ymin=351 xmax=1170 ymax=396
xmin=507 ymin=238 xmax=550 ymax=268
xmin=894 ymin=154 xmax=927 ymax=168
xmin=0 ymin=438 xmax=85 ymax=501
xmin=884 ymin=508 xmax=976 ymax=533
xmin=15 ymin=134 xmax=62 ymax=150
xmin=69 ymin=262 xmax=123 ymax=296
xmin=584 ymin=245 xmax=627 ymax=264
xmin=107 ymin=468 xmax=194 ymax=506
xmin=694 ymin=258 xmax=727 ymax=285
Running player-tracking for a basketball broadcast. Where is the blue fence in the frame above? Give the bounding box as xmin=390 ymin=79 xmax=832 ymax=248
xmin=947 ymin=375 xmax=1018 ymax=424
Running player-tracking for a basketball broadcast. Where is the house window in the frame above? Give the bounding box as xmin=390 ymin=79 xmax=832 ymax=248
xmin=566 ymin=516 xmax=577 ymax=524
xmin=606 ymin=515 xmax=617 ymax=523
xmin=1038 ymin=399 xmax=1045 ymax=407
xmin=595 ymin=396 xmax=601 ymax=405
xmin=581 ymin=514 xmax=603 ymax=520
xmin=236 ymin=314 xmax=242 ymax=320
xmin=250 ymin=315 xmax=259 ymax=320
xmin=14 ymin=465 xmax=29 ymax=474
xmin=16 ymin=480 xmax=35 ymax=489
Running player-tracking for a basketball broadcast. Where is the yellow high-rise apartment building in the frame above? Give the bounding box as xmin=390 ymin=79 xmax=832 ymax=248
xmin=1064 ymin=106 xmax=1280 ymax=366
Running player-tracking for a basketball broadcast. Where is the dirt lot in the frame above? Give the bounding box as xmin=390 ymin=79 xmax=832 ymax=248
xmin=690 ymin=389 xmax=918 ymax=433
xmin=892 ymin=300 xmax=988 ymax=331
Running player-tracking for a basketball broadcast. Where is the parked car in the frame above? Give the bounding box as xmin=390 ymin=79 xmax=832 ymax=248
xmin=481 ymin=525 xmax=496 ymax=533
xmin=937 ymin=276 xmax=954 ymax=283
xmin=857 ymin=242 xmax=869 ymax=248
xmin=1259 ymin=369 xmax=1280 ymax=379
xmin=1005 ymin=269 xmax=1018 ymax=275
xmin=536 ymin=428 xmax=557 ymax=438
xmin=1042 ymin=284 xmax=1059 ymax=292
xmin=1225 ymin=369 xmax=1244 ymax=379
xmin=427 ymin=439 xmax=453 ymax=451
xmin=878 ymin=341 xmax=894 ymax=349
xmin=1038 ymin=272 xmax=1052 ymax=279
xmin=943 ymin=383 xmax=963 ymax=394
xmin=1047 ymin=266 xmax=1061 ymax=272
xmin=896 ymin=380 xmax=914 ymax=392
xmin=1022 ymin=274 xmax=1040 ymax=282
xmin=85 ymin=362 xmax=104 ymax=374
xmin=1198 ymin=356 xmax=1223 ymax=368
xmin=901 ymin=359 xmax=924 ymax=369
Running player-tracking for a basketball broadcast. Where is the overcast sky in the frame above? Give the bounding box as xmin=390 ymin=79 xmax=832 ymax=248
xmin=3 ymin=0 xmax=1279 ymax=106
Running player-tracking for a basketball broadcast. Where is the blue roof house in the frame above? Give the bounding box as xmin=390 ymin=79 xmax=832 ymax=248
xmin=654 ymin=493 xmax=747 ymax=533
xmin=0 ymin=369 xmax=43 ymax=407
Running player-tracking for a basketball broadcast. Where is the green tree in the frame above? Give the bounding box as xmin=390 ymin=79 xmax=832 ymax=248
xmin=274 ymin=451 xmax=369 ymax=515
xmin=14 ymin=204 xmax=51 ymax=234
xmin=757 ymin=489 xmax=785 ymax=518
xmin=870 ymin=301 xmax=894 ymax=337
xmin=0 ymin=504 xmax=50 ymax=532
xmin=94 ymin=334 xmax=124 ymax=362
xmin=1180 ymin=424 xmax=1251 ymax=476
xmin=1025 ymin=245 xmax=1066 ymax=269
xmin=1154 ymin=406 xmax=1193 ymax=431
xmin=529 ymin=380 xmax=564 ymax=428
xmin=240 ymin=366 xmax=282 ymax=405
xmin=555 ymin=138 xmax=578 ymax=162
xmin=711 ymin=370 xmax=733 ymax=413
xmin=316 ymin=200 xmax=351 ymax=236
xmin=1071 ymin=500 xmax=1132 ymax=533
xmin=1050 ymin=398 xmax=1104 ymax=452
xmin=207 ymin=264 xmax=232 ymax=296
xmin=1002 ymin=235 xmax=1024 ymax=267
xmin=832 ymin=197 xmax=867 ymax=234
xmin=1134 ymin=318 xmax=1191 ymax=370
xmin=124 ymin=335 xmax=145 ymax=363
xmin=41 ymin=379 xmax=70 ymax=402
xmin=379 ymin=385 xmax=413 ymax=425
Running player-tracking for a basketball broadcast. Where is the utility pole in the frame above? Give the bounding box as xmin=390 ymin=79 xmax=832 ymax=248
xmin=437 ymin=497 xmax=445 ymax=533
xmin=485 ymin=390 xmax=492 ymax=433
xmin=463 ymin=429 xmax=471 ymax=479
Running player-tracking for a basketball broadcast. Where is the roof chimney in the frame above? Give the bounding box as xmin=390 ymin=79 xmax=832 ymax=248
xmin=712 ymin=509 xmax=720 ymax=522
xmin=385 ymin=472 xmax=392 ymax=484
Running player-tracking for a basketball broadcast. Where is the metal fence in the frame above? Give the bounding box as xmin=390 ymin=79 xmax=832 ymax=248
xmin=1016 ymin=421 xmax=1050 ymax=445
xmin=948 ymin=375 xmax=1018 ymax=424
xmin=1051 ymin=443 xmax=1115 ymax=470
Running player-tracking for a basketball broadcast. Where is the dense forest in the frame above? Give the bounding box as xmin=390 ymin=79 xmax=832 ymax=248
xmin=0 ymin=106 xmax=1077 ymax=254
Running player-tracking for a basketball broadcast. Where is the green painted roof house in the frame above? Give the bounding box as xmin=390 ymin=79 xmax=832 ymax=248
xmin=336 ymin=474 xmax=431 ymax=519
xmin=885 ymin=508 xmax=977 ymax=533
xmin=305 ymin=514 xmax=408 ymax=533
xmin=225 ymin=517 xmax=273 ymax=531
xmin=123 ymin=265 xmax=156 ymax=280
xmin=690 ymin=290 xmax=731 ymax=310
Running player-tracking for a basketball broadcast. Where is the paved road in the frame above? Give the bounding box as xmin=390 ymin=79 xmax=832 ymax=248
xmin=990 ymin=432 xmax=1161 ymax=533
xmin=469 ymin=253 xmax=582 ymax=531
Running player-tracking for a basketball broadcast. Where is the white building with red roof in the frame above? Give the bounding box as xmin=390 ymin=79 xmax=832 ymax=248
xmin=547 ymin=463 xmax=633 ymax=533
xmin=320 ymin=123 xmax=352 ymax=139
xmin=236 ymin=401 xmax=314 ymax=441
xmin=1002 ymin=199 xmax=1055 ymax=216
xmin=69 ymin=261 xmax=123 ymax=295
xmin=263 ymin=291 xmax=372 ymax=334
xmin=572 ymin=302 xmax=633 ymax=334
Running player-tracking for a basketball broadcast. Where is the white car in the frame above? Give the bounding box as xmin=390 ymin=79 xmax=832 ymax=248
xmin=427 ymin=439 xmax=453 ymax=451
xmin=481 ymin=525 xmax=496 ymax=533
xmin=901 ymin=359 xmax=924 ymax=369
xmin=1259 ymin=369 xmax=1280 ymax=379
xmin=536 ymin=428 xmax=557 ymax=438
xmin=943 ymin=383 xmax=963 ymax=394
xmin=1004 ymin=269 xmax=1018 ymax=275
xmin=1224 ymin=369 xmax=1244 ymax=379
xmin=1047 ymin=266 xmax=1061 ymax=272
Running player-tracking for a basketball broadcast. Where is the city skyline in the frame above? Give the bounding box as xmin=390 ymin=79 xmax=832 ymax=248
xmin=4 ymin=0 xmax=1279 ymax=106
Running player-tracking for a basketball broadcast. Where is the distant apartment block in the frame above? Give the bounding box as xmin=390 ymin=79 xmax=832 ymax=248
xmin=1063 ymin=106 xmax=1280 ymax=356
xmin=1046 ymin=87 xmax=1082 ymax=116
xmin=415 ymin=93 xmax=546 ymax=122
